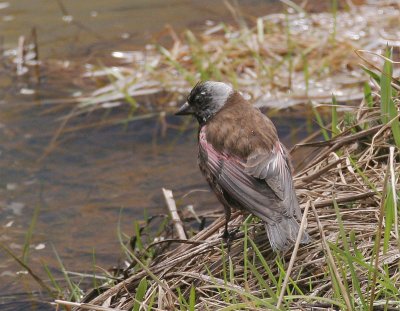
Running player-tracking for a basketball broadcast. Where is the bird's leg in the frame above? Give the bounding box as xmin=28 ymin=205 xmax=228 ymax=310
xmin=222 ymin=204 xmax=231 ymax=240
xmin=222 ymin=205 xmax=239 ymax=242
xmin=216 ymin=187 xmax=237 ymax=242
xmin=222 ymin=206 xmax=242 ymax=254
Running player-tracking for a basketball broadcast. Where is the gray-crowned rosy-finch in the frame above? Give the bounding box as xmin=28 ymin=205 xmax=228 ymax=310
xmin=175 ymin=81 xmax=310 ymax=251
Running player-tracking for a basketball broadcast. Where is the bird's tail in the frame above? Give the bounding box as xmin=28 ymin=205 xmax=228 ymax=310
xmin=265 ymin=217 xmax=311 ymax=252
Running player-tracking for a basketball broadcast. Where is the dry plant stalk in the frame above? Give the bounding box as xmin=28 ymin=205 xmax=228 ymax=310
xmin=75 ymin=2 xmax=400 ymax=114
xmin=59 ymin=3 xmax=400 ymax=310
xmin=69 ymin=75 xmax=400 ymax=310
xmin=162 ymin=188 xmax=187 ymax=240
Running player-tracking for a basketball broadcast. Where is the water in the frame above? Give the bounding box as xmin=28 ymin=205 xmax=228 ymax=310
xmin=0 ymin=0 xmax=290 ymax=58
xmin=0 ymin=0 xmax=313 ymax=308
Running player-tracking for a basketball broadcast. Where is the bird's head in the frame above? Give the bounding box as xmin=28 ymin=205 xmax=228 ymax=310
xmin=175 ymin=81 xmax=233 ymax=125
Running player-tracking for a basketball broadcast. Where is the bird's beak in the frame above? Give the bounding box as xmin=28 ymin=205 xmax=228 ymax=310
xmin=175 ymin=102 xmax=194 ymax=115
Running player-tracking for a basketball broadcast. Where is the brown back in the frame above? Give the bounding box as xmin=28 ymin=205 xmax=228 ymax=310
xmin=205 ymin=92 xmax=278 ymax=159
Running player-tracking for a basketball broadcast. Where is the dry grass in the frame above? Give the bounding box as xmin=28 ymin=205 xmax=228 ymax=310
xmin=3 ymin=1 xmax=399 ymax=310
xmin=54 ymin=2 xmax=400 ymax=311
xmin=78 ymin=1 xmax=400 ymax=114
xmin=60 ymin=53 xmax=400 ymax=311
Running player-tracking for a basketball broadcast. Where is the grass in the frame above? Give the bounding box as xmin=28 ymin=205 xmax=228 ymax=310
xmin=72 ymin=1 xmax=400 ymax=117
xmin=2 ymin=1 xmax=400 ymax=310
xmin=4 ymin=72 xmax=400 ymax=311
xmin=381 ymin=47 xmax=400 ymax=148
xmin=49 ymin=44 xmax=400 ymax=310
xmin=22 ymin=204 xmax=40 ymax=265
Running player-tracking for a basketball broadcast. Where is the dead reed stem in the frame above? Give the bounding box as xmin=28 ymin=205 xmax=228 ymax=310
xmin=162 ymin=188 xmax=187 ymax=240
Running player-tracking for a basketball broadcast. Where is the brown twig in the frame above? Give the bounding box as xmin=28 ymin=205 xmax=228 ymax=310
xmin=368 ymin=156 xmax=390 ymax=311
xmin=56 ymin=300 xmax=120 ymax=311
xmin=311 ymin=203 xmax=353 ymax=311
xmin=162 ymin=188 xmax=187 ymax=240
xmin=276 ymin=201 xmax=311 ymax=309
xmin=313 ymin=191 xmax=376 ymax=208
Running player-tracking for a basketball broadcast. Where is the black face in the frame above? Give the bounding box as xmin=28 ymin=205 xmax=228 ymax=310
xmin=187 ymin=82 xmax=216 ymax=125
xmin=175 ymin=81 xmax=232 ymax=125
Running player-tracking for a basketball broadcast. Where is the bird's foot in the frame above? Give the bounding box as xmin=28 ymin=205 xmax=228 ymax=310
xmin=222 ymin=227 xmax=240 ymax=242
xmin=222 ymin=227 xmax=240 ymax=254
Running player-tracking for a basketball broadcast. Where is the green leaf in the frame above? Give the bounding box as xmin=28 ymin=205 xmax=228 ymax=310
xmin=383 ymin=186 xmax=394 ymax=253
xmin=189 ymin=285 xmax=196 ymax=311
xmin=312 ymin=105 xmax=330 ymax=141
xmin=331 ymin=94 xmax=339 ymax=138
xmin=380 ymin=47 xmax=392 ymax=124
xmin=381 ymin=47 xmax=400 ymax=147
xmin=133 ymin=277 xmax=148 ymax=311
xmin=360 ymin=65 xmax=380 ymax=84
xmin=22 ymin=204 xmax=41 ymax=264
xmin=333 ymin=200 xmax=364 ymax=309
xmin=363 ymin=82 xmax=373 ymax=108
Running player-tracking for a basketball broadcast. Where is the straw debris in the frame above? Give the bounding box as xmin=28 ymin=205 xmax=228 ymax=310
xmin=52 ymin=2 xmax=400 ymax=310
xmin=64 ymin=57 xmax=400 ymax=311
xmin=78 ymin=1 xmax=400 ymax=113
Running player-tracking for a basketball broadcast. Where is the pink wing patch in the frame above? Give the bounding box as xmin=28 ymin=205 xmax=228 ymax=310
xmin=199 ymin=127 xmax=300 ymax=223
xmin=199 ymin=127 xmax=250 ymax=186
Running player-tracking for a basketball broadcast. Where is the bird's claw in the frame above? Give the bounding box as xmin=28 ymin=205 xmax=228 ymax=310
xmin=222 ymin=227 xmax=240 ymax=254
xmin=222 ymin=227 xmax=240 ymax=242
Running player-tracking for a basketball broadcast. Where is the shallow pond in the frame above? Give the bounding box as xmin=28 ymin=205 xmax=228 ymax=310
xmin=0 ymin=1 xmax=317 ymax=309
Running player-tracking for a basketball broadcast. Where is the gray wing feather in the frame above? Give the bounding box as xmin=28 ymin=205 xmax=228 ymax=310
xmin=200 ymin=128 xmax=301 ymax=222
xmin=244 ymin=144 xmax=301 ymax=219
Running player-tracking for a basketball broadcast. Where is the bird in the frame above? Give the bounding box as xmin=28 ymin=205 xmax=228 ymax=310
xmin=175 ymin=81 xmax=310 ymax=251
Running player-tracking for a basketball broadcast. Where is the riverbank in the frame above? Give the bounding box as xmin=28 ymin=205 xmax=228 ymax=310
xmin=61 ymin=69 xmax=400 ymax=309
xmin=2 ymin=1 xmax=400 ymax=310
xmin=60 ymin=29 xmax=400 ymax=311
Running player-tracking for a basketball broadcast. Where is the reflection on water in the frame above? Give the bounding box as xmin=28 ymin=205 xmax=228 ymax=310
xmin=0 ymin=0 xmax=314 ymax=308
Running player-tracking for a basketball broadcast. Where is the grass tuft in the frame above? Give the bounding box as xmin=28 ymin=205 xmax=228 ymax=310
xmin=58 ymin=51 xmax=400 ymax=309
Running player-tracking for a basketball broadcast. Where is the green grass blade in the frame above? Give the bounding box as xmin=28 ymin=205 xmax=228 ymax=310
xmin=360 ymin=65 xmax=381 ymax=85
xmin=117 ymin=208 xmax=134 ymax=261
xmin=0 ymin=243 xmax=54 ymax=296
xmin=333 ymin=200 xmax=365 ymax=308
xmin=91 ymin=248 xmax=98 ymax=292
xmin=22 ymin=204 xmax=41 ymax=264
xmin=147 ymin=290 xmax=156 ymax=310
xmin=364 ymin=82 xmax=374 ymax=108
xmin=42 ymin=262 xmax=62 ymax=294
xmin=247 ymin=261 xmax=274 ymax=300
xmin=133 ymin=277 xmax=148 ymax=311
xmin=312 ymin=105 xmax=330 ymax=141
xmin=380 ymin=47 xmax=392 ymax=124
xmin=380 ymin=47 xmax=400 ymax=146
xmin=283 ymin=295 xmax=346 ymax=309
xmin=189 ymin=285 xmax=196 ymax=311
xmin=383 ymin=186 xmax=394 ymax=253
xmin=52 ymin=244 xmax=81 ymax=301
xmin=176 ymin=287 xmax=188 ymax=310
xmin=247 ymin=237 xmax=278 ymax=287
xmin=331 ymin=94 xmax=339 ymax=138
xmin=303 ymin=54 xmax=309 ymax=96
xmin=243 ymin=221 xmax=249 ymax=283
